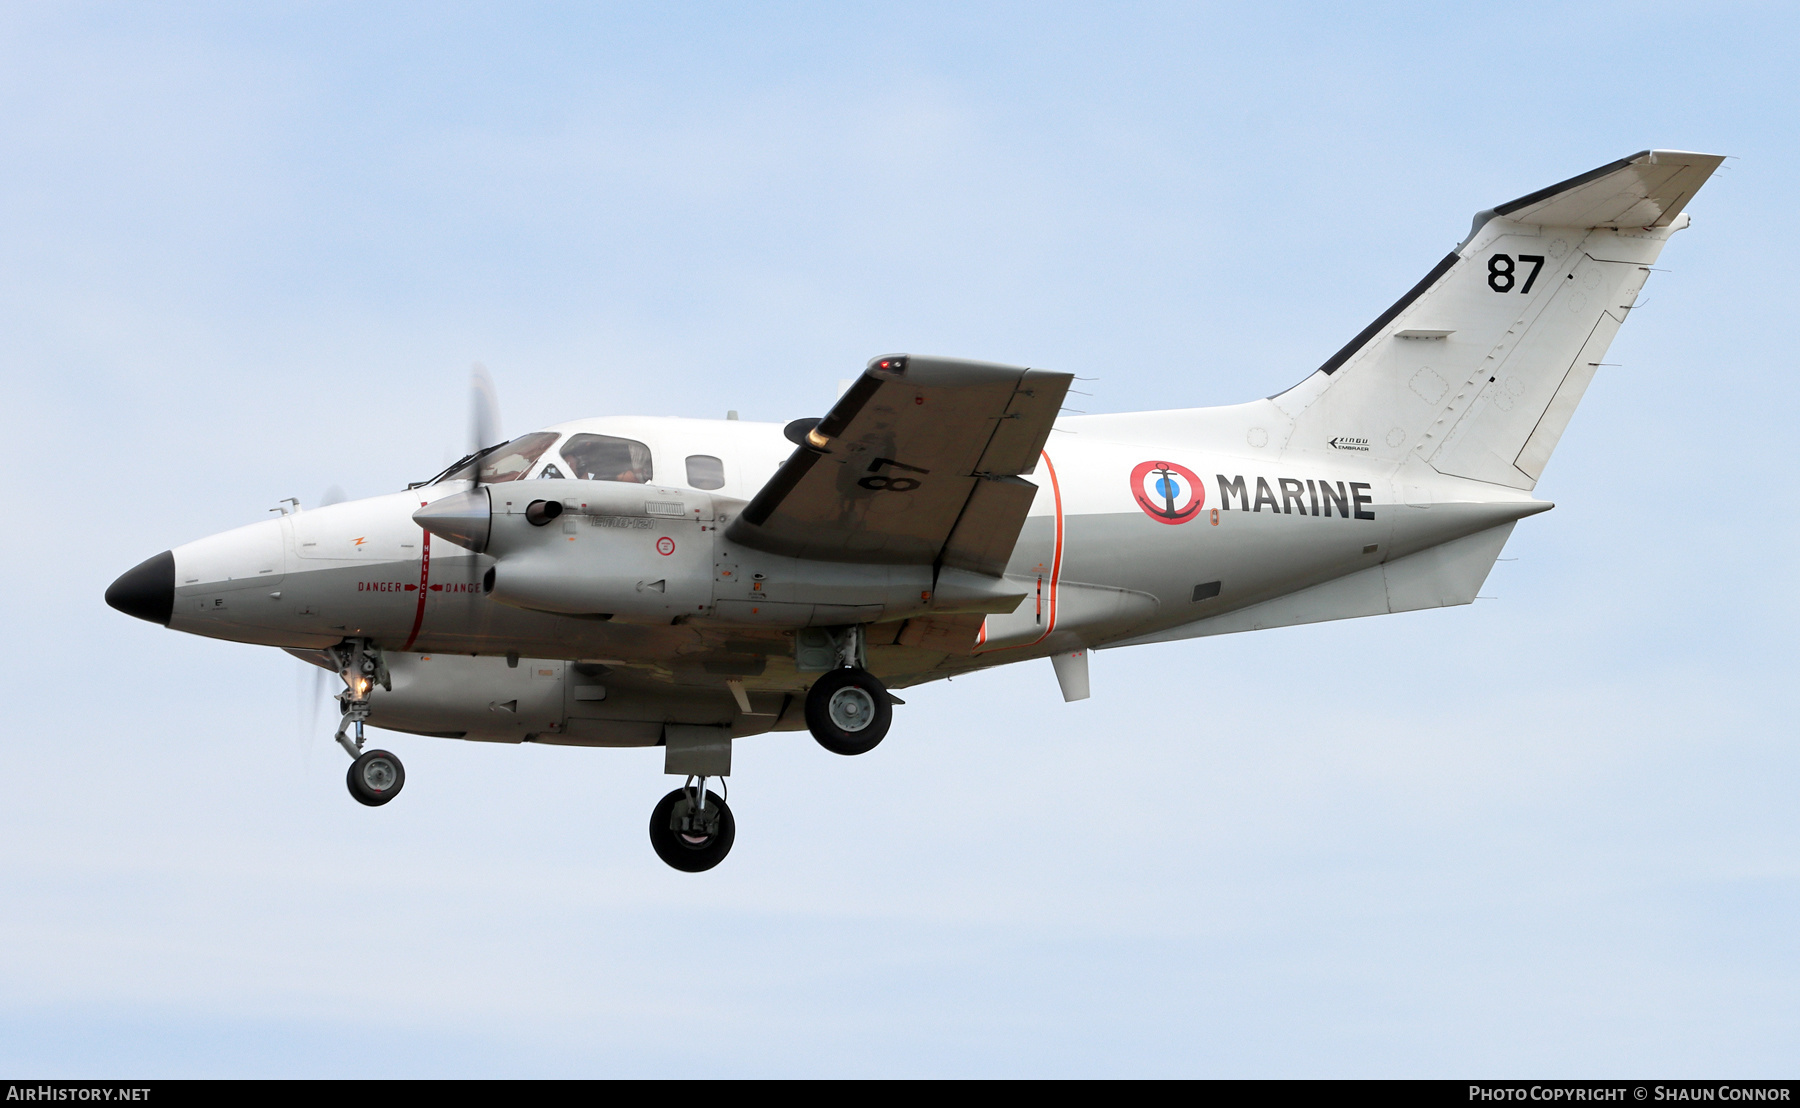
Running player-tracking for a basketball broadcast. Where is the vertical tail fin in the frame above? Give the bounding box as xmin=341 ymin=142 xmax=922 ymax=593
xmin=1275 ymin=150 xmax=1723 ymax=488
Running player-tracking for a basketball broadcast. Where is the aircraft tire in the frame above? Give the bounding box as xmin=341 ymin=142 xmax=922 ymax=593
xmin=649 ymin=787 xmax=735 ymax=872
xmin=804 ymin=668 xmax=892 ymax=756
xmin=347 ymin=749 xmax=406 ymax=807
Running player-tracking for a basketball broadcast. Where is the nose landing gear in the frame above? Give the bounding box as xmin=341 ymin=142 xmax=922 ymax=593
xmin=330 ymin=638 xmax=405 ymax=807
xmin=347 ymin=748 xmax=405 ymax=806
xmin=649 ymin=777 xmax=735 ymax=872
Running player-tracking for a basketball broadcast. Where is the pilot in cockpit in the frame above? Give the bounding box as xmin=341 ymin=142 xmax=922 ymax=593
xmin=559 ymin=433 xmax=653 ymax=484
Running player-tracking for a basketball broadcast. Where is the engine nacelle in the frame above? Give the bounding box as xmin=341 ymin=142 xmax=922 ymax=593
xmin=359 ymin=652 xmax=788 ymax=744
xmin=363 ymin=651 xmax=571 ymax=741
xmin=447 ymin=479 xmax=715 ymax=623
xmin=415 ymin=479 xmax=1029 ymax=629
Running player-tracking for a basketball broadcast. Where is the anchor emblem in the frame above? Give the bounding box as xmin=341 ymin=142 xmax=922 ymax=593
xmin=1129 ymin=460 xmax=1204 ymax=525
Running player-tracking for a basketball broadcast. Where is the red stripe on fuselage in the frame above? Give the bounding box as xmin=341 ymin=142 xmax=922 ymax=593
xmin=1037 ymin=449 xmax=1064 ymax=642
xmin=400 ymin=515 xmax=431 ymax=651
xmin=976 ymin=449 xmax=1061 ymax=652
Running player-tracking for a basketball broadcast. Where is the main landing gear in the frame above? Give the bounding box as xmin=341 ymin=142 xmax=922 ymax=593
xmin=805 ymin=667 xmax=892 ymax=755
xmin=803 ymin=624 xmax=894 ymax=756
xmin=331 ymin=638 xmax=405 ymax=808
xmin=642 ymin=627 xmax=890 ymax=870
xmin=649 ymin=777 xmax=735 ymax=872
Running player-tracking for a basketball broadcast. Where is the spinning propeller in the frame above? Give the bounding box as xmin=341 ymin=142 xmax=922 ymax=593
xmin=296 ymin=364 xmax=506 ymax=750
xmin=428 ymin=362 xmax=506 ymax=487
xmin=469 ymin=362 xmax=502 ymax=480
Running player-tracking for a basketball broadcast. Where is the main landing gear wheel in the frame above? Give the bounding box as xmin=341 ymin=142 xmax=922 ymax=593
xmin=649 ymin=784 xmax=735 ymax=872
xmin=347 ymin=749 xmax=406 ymax=807
xmin=805 ymin=667 xmax=892 ymax=756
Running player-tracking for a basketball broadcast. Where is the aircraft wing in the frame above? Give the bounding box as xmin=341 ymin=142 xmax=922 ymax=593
xmin=727 ymin=355 xmax=1072 ymax=572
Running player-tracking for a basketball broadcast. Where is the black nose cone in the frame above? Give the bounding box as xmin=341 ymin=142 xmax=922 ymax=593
xmin=106 ymin=550 xmax=175 ymax=626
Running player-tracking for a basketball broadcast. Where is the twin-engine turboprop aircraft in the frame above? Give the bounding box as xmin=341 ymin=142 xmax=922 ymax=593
xmin=107 ymin=150 xmax=1722 ymax=871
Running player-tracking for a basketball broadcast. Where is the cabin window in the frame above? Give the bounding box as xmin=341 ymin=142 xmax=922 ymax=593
xmin=561 ymin=434 xmax=654 ymax=483
xmin=685 ymin=454 xmax=725 ymax=490
xmin=538 ymin=463 xmax=565 ymax=479
xmin=445 ymin=431 xmax=560 ymax=484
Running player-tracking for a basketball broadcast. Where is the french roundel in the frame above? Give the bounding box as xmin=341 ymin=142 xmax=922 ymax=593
xmin=1129 ymin=460 xmax=1204 ymax=525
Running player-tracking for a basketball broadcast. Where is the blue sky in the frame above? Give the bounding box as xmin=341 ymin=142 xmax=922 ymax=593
xmin=2 ymin=1 xmax=1795 ymax=1076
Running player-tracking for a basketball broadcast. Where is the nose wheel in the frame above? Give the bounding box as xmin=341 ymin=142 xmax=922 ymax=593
xmin=805 ymin=667 xmax=892 ymax=755
xmin=347 ymin=749 xmax=406 ymax=806
xmin=649 ymin=778 xmax=735 ymax=872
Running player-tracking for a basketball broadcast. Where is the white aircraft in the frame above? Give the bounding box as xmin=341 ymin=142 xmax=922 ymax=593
xmin=107 ymin=150 xmax=1722 ymax=871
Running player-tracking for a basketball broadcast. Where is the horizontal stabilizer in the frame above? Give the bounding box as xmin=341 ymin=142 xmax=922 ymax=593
xmin=1486 ymin=149 xmax=1724 ymax=231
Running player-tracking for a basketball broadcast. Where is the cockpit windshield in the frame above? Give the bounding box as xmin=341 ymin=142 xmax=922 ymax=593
xmin=443 ymin=431 xmax=560 ymax=484
xmin=561 ymin=434 xmax=654 ymax=483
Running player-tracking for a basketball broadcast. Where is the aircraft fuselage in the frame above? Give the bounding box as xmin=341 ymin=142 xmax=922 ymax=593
xmin=136 ymin=407 xmax=1545 ymax=742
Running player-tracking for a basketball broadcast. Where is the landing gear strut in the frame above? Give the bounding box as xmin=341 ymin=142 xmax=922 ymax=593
xmin=649 ymin=777 xmax=735 ymax=872
xmin=330 ymin=638 xmax=405 ymax=807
